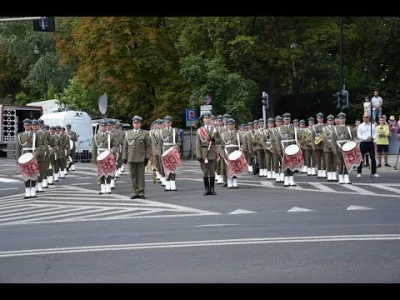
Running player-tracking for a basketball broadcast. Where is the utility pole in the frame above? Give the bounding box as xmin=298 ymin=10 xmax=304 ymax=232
xmin=339 ymin=16 xmax=344 ymax=91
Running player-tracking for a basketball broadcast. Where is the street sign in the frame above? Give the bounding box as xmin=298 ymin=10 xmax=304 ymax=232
xmin=186 ymin=109 xmax=197 ymax=122
xmin=200 ymin=105 xmax=212 ymax=116
xmin=186 ymin=121 xmax=196 ymax=127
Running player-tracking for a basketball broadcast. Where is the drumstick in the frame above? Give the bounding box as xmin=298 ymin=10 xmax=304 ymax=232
xmin=204 ymin=140 xmax=212 ymax=164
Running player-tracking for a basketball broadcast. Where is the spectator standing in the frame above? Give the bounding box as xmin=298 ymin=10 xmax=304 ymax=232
xmin=375 ymin=117 xmax=391 ymax=167
xmin=357 ymin=113 xmax=379 ymax=178
xmin=371 ymin=90 xmax=383 ymax=123
xmin=363 ymin=96 xmax=371 ymax=115
xmin=178 ymin=128 xmax=184 ymax=156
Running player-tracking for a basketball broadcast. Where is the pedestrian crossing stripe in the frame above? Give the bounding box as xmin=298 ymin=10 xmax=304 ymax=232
xmin=0 ymin=178 xmax=20 ymax=183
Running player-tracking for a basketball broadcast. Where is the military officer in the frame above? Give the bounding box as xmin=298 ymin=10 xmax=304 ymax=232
xmin=92 ymin=120 xmax=118 ymax=194
xmin=331 ymin=112 xmax=355 ymax=184
xmin=275 ymin=113 xmax=299 ymax=187
xmin=312 ymin=112 xmax=327 ymax=178
xmin=160 ymin=116 xmax=181 ymax=191
xmin=122 ymin=115 xmax=152 ymax=199
xmin=196 ymin=111 xmax=220 ymax=196
xmin=306 ymin=117 xmax=317 ymax=176
xmin=245 ymin=121 xmax=254 ymax=174
xmin=58 ymin=127 xmax=70 ymax=178
xmin=264 ymin=118 xmax=275 ymax=180
xmin=65 ymin=124 xmax=79 ymax=171
xmin=46 ymin=126 xmax=57 ymax=185
xmin=274 ymin=115 xmax=284 ymax=183
xmin=220 ymin=118 xmax=246 ymax=188
xmin=53 ymin=126 xmax=62 ymax=182
xmin=322 ymin=114 xmax=337 ymax=181
xmin=16 ymin=119 xmax=40 ymax=198
xmin=31 ymin=119 xmax=48 ymax=193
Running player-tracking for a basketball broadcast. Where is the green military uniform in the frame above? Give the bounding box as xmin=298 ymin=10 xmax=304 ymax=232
xmin=92 ymin=120 xmax=118 ymax=194
xmin=220 ymin=118 xmax=246 ymax=189
xmin=160 ymin=116 xmax=181 ymax=192
xmin=322 ymin=115 xmax=337 ymax=181
xmin=311 ymin=112 xmax=327 ymax=178
xmin=196 ymin=112 xmax=221 ymax=196
xmin=65 ymin=124 xmax=79 ymax=171
xmin=263 ymin=118 xmax=275 ymax=180
xmin=58 ymin=127 xmax=70 ymax=178
xmin=31 ymin=119 xmax=48 ymax=193
xmin=216 ymin=115 xmax=228 ymax=185
xmin=122 ymin=115 xmax=152 ymax=199
xmin=15 ymin=119 xmax=40 ymax=198
xmin=47 ymin=126 xmax=57 ymax=185
xmin=275 ymin=113 xmax=299 ymax=187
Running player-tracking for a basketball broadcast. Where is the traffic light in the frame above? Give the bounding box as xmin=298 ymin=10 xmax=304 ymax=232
xmin=332 ymin=92 xmax=340 ymax=108
xmin=262 ymin=91 xmax=269 ymax=109
xmin=33 ymin=17 xmax=55 ymax=32
xmin=339 ymin=89 xmax=349 ymax=109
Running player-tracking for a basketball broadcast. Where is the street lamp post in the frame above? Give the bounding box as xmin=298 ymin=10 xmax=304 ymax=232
xmin=34 ymin=43 xmax=48 ymax=100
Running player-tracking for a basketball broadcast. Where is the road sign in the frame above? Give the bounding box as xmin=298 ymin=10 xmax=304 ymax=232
xmin=186 ymin=121 xmax=196 ymax=127
xmin=200 ymin=105 xmax=212 ymax=116
xmin=186 ymin=109 xmax=197 ymax=122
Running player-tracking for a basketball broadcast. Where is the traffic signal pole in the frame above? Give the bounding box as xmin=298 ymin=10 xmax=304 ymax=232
xmin=0 ymin=17 xmax=44 ymax=22
xmin=339 ymin=16 xmax=344 ymax=91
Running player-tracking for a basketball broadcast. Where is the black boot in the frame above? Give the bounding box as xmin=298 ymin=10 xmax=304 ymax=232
xmin=203 ymin=177 xmax=210 ymax=196
xmin=209 ymin=176 xmax=217 ymax=195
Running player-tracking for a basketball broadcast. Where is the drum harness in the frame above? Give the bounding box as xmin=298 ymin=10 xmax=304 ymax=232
xmin=19 ymin=132 xmax=36 ymax=155
xmin=161 ymin=128 xmax=176 ymax=151
xmin=277 ymin=126 xmax=298 ymax=156
xmin=95 ymin=133 xmax=111 ymax=155
xmin=222 ymin=132 xmax=241 ymax=158
xmin=333 ymin=126 xmax=352 ymax=149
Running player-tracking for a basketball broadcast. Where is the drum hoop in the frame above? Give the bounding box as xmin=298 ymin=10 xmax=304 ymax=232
xmin=285 ymin=144 xmax=299 ymax=155
xmin=228 ymin=150 xmax=243 ymax=160
xmin=18 ymin=153 xmax=34 ymax=164
xmin=97 ymin=149 xmax=110 ymax=161
xmin=342 ymin=141 xmax=356 ymax=151
xmin=162 ymin=146 xmax=175 ymax=157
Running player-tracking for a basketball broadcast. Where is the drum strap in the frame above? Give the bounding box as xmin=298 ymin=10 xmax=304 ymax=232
xmin=199 ymin=127 xmax=219 ymax=157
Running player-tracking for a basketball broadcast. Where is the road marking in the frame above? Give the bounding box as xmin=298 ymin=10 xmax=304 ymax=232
xmin=0 ymin=178 xmax=20 ymax=183
xmin=194 ymin=224 xmax=240 ymax=227
xmin=371 ymin=185 xmax=400 ymax=194
xmin=0 ymin=187 xmax=19 ymax=191
xmin=339 ymin=184 xmax=376 ymax=195
xmin=307 ymin=182 xmax=338 ymax=193
xmin=0 ymin=234 xmax=399 ymax=258
xmin=347 ymin=205 xmax=375 ymax=211
xmin=228 ymin=209 xmax=256 ymax=215
xmin=287 ymin=207 xmax=314 ymax=212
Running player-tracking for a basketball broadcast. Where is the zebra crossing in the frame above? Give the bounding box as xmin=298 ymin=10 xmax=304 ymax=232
xmin=0 ymin=185 xmax=220 ymax=226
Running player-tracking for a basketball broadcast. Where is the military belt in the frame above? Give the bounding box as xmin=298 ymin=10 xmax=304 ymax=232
xmin=22 ymin=147 xmax=33 ymax=151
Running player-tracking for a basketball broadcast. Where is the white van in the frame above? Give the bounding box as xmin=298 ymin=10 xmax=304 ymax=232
xmin=39 ymin=110 xmax=93 ymax=161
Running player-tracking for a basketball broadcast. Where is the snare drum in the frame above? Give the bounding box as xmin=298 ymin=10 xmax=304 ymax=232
xmin=69 ymin=139 xmax=74 ymax=151
xmin=283 ymin=144 xmax=304 ymax=171
xmin=162 ymin=147 xmax=182 ymax=173
xmin=18 ymin=153 xmax=40 ymax=181
xmin=341 ymin=141 xmax=362 ymax=172
xmin=227 ymin=150 xmax=247 ymax=177
xmin=96 ymin=150 xmax=116 ymax=178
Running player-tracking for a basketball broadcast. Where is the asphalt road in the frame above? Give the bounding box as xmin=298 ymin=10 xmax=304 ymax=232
xmin=1 ymin=158 xmax=400 ymax=283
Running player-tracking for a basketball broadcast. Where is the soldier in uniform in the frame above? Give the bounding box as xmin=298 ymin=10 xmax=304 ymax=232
xmin=53 ymin=126 xmax=62 ymax=182
xmin=331 ymin=112 xmax=355 ymax=184
xmin=274 ymin=115 xmax=284 ymax=183
xmin=275 ymin=113 xmax=298 ymax=187
xmin=311 ymin=112 xmax=327 ymax=178
xmin=31 ymin=119 xmax=48 ymax=193
xmin=253 ymin=120 xmax=267 ymax=177
xmin=58 ymin=127 xmax=70 ymax=178
xmin=264 ymin=118 xmax=275 ymax=180
xmin=122 ymin=115 xmax=152 ymax=199
xmin=16 ymin=119 xmax=40 ymax=198
xmin=298 ymin=119 xmax=308 ymax=174
xmin=160 ymin=116 xmax=181 ymax=191
xmin=156 ymin=119 xmax=167 ymax=187
xmin=92 ymin=120 xmax=118 ymax=194
xmin=306 ymin=117 xmax=317 ymax=176
xmin=220 ymin=118 xmax=246 ymax=188
xmin=65 ymin=124 xmax=79 ymax=171
xmin=215 ymin=114 xmax=229 ymax=186
xmin=114 ymin=121 xmax=125 ymax=177
xmin=46 ymin=126 xmax=57 ymax=185
xmin=322 ymin=114 xmax=337 ymax=181
xmin=244 ymin=121 xmax=254 ymax=174
xmin=196 ymin=111 xmax=220 ymax=196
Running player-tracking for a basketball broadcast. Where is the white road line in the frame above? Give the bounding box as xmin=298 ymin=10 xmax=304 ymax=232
xmin=339 ymin=184 xmax=376 ymax=195
xmin=194 ymin=224 xmax=239 ymax=227
xmin=80 ymin=209 xmax=165 ymax=220
xmin=0 ymin=206 xmax=72 ymax=222
xmin=371 ymin=185 xmax=400 ymax=194
xmin=260 ymin=181 xmax=278 ymax=188
xmin=307 ymin=182 xmax=338 ymax=193
xmin=69 ymin=183 xmax=92 ymax=186
xmin=0 ymin=205 xmax=50 ymax=216
xmin=0 ymin=201 xmax=31 ymax=209
xmin=0 ymin=187 xmax=19 ymax=191
xmin=0 ymin=178 xmax=20 ymax=183
xmin=7 ymin=207 xmax=97 ymax=224
xmin=0 ymin=234 xmax=399 ymax=258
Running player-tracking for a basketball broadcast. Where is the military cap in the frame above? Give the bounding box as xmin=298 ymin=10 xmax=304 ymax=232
xmin=158 ymin=119 xmax=165 ymax=124
xmin=31 ymin=119 xmax=39 ymax=125
xmin=337 ymin=112 xmax=346 ymax=119
xmin=292 ymin=119 xmax=299 ymax=123
xmin=49 ymin=126 xmax=56 ymax=130
xmin=316 ymin=112 xmax=324 ymax=118
xmin=106 ymin=120 xmax=113 ymax=126
xmin=99 ymin=120 xmax=107 ymax=126
xmin=308 ymin=117 xmax=315 ymax=122
xmin=202 ymin=111 xmax=211 ymax=117
xmin=258 ymin=118 xmax=264 ymax=122
xmin=253 ymin=120 xmax=259 ymax=124
xmin=239 ymin=124 xmax=244 ymax=128
xmin=164 ymin=115 xmax=172 ymax=122
xmin=38 ymin=119 xmax=44 ymax=125
xmin=227 ymin=118 xmax=236 ymax=125
xmin=299 ymin=119 xmax=305 ymax=124
xmin=267 ymin=118 xmax=274 ymax=123
xmin=327 ymin=114 xmax=334 ymax=120
xmin=222 ymin=113 xmax=231 ymax=119
xmin=216 ymin=115 xmax=223 ymax=120
xmin=247 ymin=122 xmax=253 ymax=126
xmin=23 ymin=118 xmax=32 ymax=125
xmin=66 ymin=124 xmax=71 ymax=127
xmin=44 ymin=125 xmax=49 ymax=130
xmin=275 ymin=115 xmax=282 ymax=121
xmin=55 ymin=125 xmax=61 ymax=130
xmin=61 ymin=126 xmax=65 ymax=131
xmin=132 ymin=115 xmax=143 ymax=122
xmin=282 ymin=113 xmax=291 ymax=119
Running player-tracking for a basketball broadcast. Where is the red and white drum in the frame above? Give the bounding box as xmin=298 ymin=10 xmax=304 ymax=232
xmin=227 ymin=150 xmax=247 ymax=178
xmin=283 ymin=144 xmax=304 ymax=171
xmin=69 ymin=139 xmax=74 ymax=151
xmin=162 ymin=147 xmax=182 ymax=176
xmin=18 ymin=153 xmax=40 ymax=182
xmin=96 ymin=150 xmax=116 ymax=178
xmin=341 ymin=141 xmax=362 ymax=172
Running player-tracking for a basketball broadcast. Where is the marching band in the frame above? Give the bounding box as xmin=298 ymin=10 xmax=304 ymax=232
xmin=15 ymin=111 xmax=367 ymax=199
